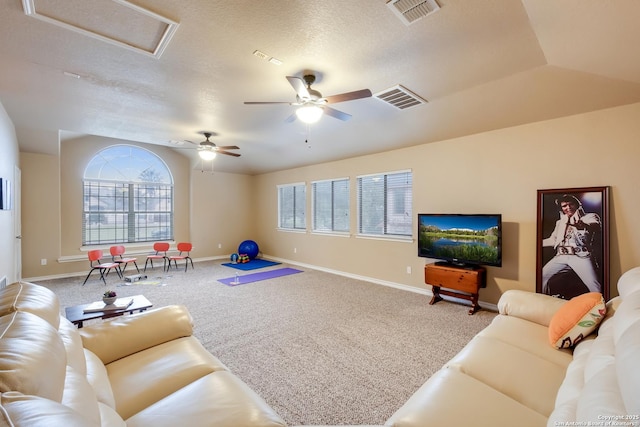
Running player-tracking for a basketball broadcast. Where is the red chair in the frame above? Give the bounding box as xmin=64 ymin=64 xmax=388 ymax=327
xmin=167 ymin=242 xmax=194 ymax=272
xmin=110 ymin=245 xmax=139 ymax=275
xmin=144 ymin=242 xmax=170 ymax=272
xmin=82 ymin=249 xmax=122 ymax=285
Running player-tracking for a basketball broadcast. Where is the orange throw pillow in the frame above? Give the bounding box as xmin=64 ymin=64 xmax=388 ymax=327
xmin=548 ymin=292 xmax=606 ymax=349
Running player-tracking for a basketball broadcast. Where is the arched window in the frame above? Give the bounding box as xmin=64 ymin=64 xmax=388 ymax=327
xmin=83 ymin=145 xmax=174 ymax=245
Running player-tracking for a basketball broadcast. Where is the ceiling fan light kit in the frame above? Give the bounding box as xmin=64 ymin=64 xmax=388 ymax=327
xmin=244 ymin=74 xmax=372 ymax=123
xmin=178 ymin=132 xmax=240 ymax=161
xmin=198 ymin=149 xmax=217 ymax=161
xmin=296 ymin=105 xmax=324 ymax=124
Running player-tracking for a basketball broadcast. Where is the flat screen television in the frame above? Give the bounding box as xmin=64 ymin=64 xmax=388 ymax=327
xmin=418 ymin=214 xmax=502 ymax=268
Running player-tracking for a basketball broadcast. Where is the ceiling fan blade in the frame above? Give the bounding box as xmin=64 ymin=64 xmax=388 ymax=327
xmin=286 ymin=76 xmax=310 ymax=99
xmin=217 ymin=150 xmax=241 ymax=157
xmin=284 ymin=113 xmax=297 ymax=123
xmin=184 ymin=140 xmax=200 ymax=146
xmin=244 ymin=101 xmax=294 ymax=105
xmin=323 ymin=106 xmax=352 ymax=121
xmin=325 ymin=89 xmax=372 ymax=104
xmin=215 ymin=145 xmax=240 ymax=150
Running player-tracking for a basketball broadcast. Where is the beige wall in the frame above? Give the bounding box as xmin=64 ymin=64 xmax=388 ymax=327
xmin=20 ymin=135 xmax=256 ymax=278
xmin=15 ymin=101 xmax=640 ymax=305
xmin=20 ymin=151 xmax=60 ymax=277
xmin=190 ymin=169 xmax=258 ymax=256
xmin=254 ymin=102 xmax=640 ymax=304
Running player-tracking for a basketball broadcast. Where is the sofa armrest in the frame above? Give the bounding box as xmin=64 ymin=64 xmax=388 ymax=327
xmin=79 ymin=305 xmax=193 ymax=364
xmin=497 ymin=290 xmax=567 ymax=327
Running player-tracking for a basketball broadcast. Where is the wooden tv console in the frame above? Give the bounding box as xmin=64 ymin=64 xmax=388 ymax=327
xmin=425 ymin=263 xmax=486 ymax=315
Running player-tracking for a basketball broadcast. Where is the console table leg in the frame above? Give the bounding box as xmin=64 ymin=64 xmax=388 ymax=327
xmin=468 ymin=294 xmax=480 ymax=315
xmin=429 ymin=286 xmax=442 ymax=305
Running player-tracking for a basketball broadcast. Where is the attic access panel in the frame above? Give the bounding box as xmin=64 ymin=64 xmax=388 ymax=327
xmin=22 ymin=0 xmax=179 ymax=58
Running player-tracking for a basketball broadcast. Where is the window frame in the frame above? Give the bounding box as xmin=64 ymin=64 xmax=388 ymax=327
xmin=356 ymin=169 xmax=413 ymax=240
xmin=311 ymin=177 xmax=350 ymax=235
xmin=277 ymin=182 xmax=307 ymax=232
xmin=82 ymin=145 xmax=174 ymax=246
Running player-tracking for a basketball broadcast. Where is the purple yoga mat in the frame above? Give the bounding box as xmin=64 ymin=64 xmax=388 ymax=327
xmin=218 ymin=267 xmax=302 ymax=286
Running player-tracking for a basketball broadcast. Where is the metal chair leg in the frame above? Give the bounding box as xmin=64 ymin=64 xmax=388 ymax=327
xmin=82 ymin=268 xmax=97 ymax=285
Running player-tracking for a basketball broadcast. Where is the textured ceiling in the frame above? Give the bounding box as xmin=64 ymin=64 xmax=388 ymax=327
xmin=1 ymin=0 xmax=640 ymax=174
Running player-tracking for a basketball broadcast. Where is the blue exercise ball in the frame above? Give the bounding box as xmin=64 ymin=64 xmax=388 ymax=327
xmin=238 ymin=240 xmax=259 ymax=260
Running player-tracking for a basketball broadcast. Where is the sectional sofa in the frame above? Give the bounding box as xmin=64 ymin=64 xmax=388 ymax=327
xmin=1 ymin=267 xmax=638 ymax=426
xmin=0 ymin=281 xmax=286 ymax=426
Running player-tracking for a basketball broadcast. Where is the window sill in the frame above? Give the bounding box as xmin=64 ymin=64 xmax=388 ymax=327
xmin=276 ymin=228 xmax=307 ymax=234
xmin=59 ymin=242 xmax=175 ymax=263
xmin=310 ymin=231 xmax=351 ymax=238
xmin=355 ymin=234 xmax=414 ymax=243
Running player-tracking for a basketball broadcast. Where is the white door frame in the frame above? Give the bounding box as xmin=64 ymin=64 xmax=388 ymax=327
xmin=14 ymin=165 xmax=21 ymax=282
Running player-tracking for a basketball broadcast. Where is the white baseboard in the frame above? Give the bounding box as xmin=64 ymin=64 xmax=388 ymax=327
xmin=22 ymin=255 xmax=229 ymax=283
xmin=22 ymin=254 xmax=498 ymax=312
xmin=265 ymin=255 xmax=498 ymax=312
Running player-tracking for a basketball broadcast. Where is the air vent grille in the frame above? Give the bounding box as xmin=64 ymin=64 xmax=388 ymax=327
xmin=386 ymin=0 xmax=440 ymax=26
xmin=374 ymin=85 xmax=427 ymax=110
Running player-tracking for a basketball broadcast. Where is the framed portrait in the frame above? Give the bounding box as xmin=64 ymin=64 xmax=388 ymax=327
xmin=536 ymin=186 xmax=610 ymax=301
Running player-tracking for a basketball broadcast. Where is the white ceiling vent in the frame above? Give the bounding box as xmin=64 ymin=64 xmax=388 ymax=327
xmin=22 ymin=0 xmax=179 ymax=58
xmin=386 ymin=0 xmax=441 ymax=26
xmin=374 ymin=85 xmax=427 ymax=110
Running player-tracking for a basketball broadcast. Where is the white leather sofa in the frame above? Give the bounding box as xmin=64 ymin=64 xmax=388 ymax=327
xmin=0 ymin=281 xmax=287 ymax=427
xmin=2 ymin=266 xmax=639 ymax=427
xmin=383 ymin=267 xmax=640 ymax=427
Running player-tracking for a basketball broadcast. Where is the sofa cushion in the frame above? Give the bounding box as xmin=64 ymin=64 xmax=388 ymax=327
xmin=548 ymin=292 xmax=605 ymax=349
xmin=615 ymin=266 xmax=640 ymax=298
xmin=498 ymin=290 xmax=567 ymax=327
xmin=0 ymin=311 xmax=66 ymax=401
xmin=58 ymin=317 xmax=87 ymax=375
xmin=80 ymin=305 xmax=194 ymax=364
xmin=61 ymin=365 xmax=101 ymax=425
xmin=575 ymin=353 xmax=626 ymax=422
xmin=548 ymin=340 xmax=593 ymax=425
xmin=0 ymin=281 xmax=60 ymax=329
xmin=385 ymin=368 xmax=547 ymax=427
xmin=0 ymin=391 xmax=95 ymax=427
xmin=84 ymin=349 xmax=116 ymax=409
xmin=615 ymin=320 xmax=640 ymax=418
xmin=106 ymin=336 xmax=228 ymax=419
xmin=612 ymin=283 xmax=640 ymax=417
xmin=98 ymin=402 xmax=127 ymax=427
xmin=548 ymin=271 xmax=640 ymax=426
xmin=477 ymin=315 xmax=574 ymax=368
xmin=446 ymin=335 xmax=567 ymax=417
xmin=125 ymin=371 xmax=287 ymax=427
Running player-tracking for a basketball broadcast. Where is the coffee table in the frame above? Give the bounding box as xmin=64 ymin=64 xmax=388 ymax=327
xmin=65 ymin=294 xmax=152 ymax=328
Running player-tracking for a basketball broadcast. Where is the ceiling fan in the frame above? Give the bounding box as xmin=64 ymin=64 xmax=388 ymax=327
xmin=184 ymin=132 xmax=240 ymax=161
xmin=244 ymin=74 xmax=372 ymax=123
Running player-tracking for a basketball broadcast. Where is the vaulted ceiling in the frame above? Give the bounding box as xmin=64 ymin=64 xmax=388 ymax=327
xmin=1 ymin=0 xmax=639 ymax=174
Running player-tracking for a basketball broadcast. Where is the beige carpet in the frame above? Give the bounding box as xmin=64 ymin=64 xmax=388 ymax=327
xmin=36 ymin=260 xmax=496 ymax=425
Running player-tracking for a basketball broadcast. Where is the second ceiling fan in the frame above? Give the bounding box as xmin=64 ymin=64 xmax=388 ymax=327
xmin=244 ymin=74 xmax=372 ymax=123
xmin=184 ymin=132 xmax=240 ymax=161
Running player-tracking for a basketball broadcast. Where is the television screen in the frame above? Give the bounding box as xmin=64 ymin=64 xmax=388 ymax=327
xmin=418 ymin=214 xmax=502 ymax=267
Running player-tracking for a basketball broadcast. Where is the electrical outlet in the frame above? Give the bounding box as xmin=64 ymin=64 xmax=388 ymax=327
xmin=41 ymin=258 xmax=47 ymax=266
xmin=406 ymin=266 xmax=411 ymax=274
xmin=218 ymin=243 xmax=222 ymax=249
xmin=294 ymin=248 xmax=297 ymax=253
